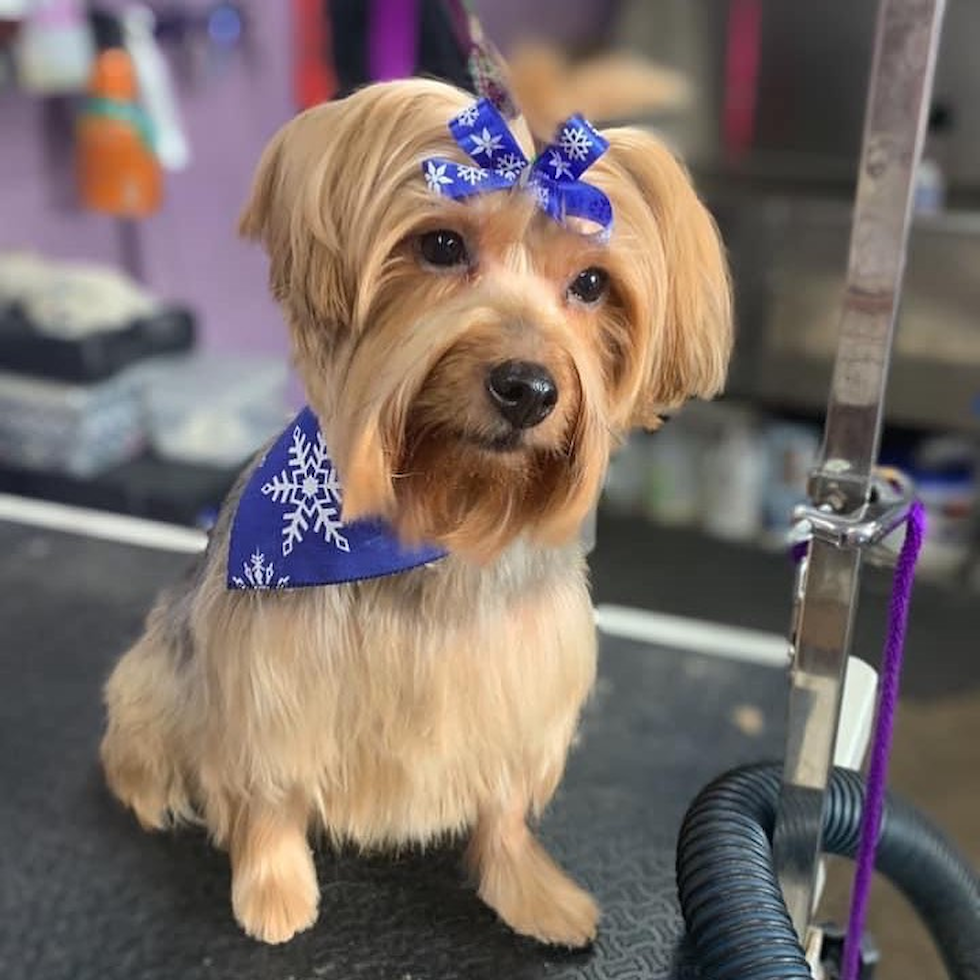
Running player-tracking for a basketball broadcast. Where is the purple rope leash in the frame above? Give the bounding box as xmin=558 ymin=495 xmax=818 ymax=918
xmin=841 ymin=500 xmax=926 ymax=980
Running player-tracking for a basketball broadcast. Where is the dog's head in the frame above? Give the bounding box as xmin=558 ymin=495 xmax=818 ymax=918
xmin=241 ymin=79 xmax=732 ymax=561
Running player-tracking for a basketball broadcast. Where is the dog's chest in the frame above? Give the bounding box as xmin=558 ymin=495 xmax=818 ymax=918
xmin=340 ymin=554 xmax=594 ymax=739
xmin=292 ymin=549 xmax=598 ymax=840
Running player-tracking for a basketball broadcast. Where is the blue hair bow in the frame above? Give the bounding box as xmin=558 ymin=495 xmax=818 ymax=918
xmin=422 ymin=99 xmax=613 ymax=237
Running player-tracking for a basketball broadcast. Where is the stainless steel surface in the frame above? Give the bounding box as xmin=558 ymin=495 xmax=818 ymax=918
xmin=777 ymin=541 xmax=864 ymax=934
xmin=729 ymin=201 xmax=980 ymax=434
xmin=773 ymin=0 xmax=946 ymax=939
xmin=816 ymin=0 xmax=945 ymax=509
xmin=617 ymin=1 xmax=980 ymax=190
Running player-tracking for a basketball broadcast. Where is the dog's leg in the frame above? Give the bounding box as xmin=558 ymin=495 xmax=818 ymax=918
xmin=466 ymin=798 xmax=598 ymax=948
xmin=229 ymin=793 xmax=319 ymax=944
xmin=101 ymin=634 xmax=191 ymax=830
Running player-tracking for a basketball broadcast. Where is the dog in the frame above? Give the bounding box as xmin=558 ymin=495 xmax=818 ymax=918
xmin=100 ymin=77 xmax=732 ymax=948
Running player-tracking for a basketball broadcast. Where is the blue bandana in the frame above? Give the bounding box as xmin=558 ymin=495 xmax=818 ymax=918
xmin=227 ymin=407 xmax=446 ymax=590
xmin=422 ymin=98 xmax=613 ymax=238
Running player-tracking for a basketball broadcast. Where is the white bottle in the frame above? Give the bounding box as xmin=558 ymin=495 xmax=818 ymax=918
xmin=914 ymin=103 xmax=951 ymax=215
xmin=914 ymin=157 xmax=946 ymax=215
xmin=643 ymin=421 xmax=702 ymax=527
xmin=701 ymin=407 xmax=765 ymax=541
xmin=122 ymin=5 xmax=191 ymax=172
xmin=0 ymin=1 xmax=32 ymax=17
xmin=14 ymin=0 xmax=94 ymax=94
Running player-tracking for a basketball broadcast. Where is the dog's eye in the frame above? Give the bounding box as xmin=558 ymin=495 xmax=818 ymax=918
xmin=419 ymin=229 xmax=469 ymax=268
xmin=568 ymin=267 xmax=609 ymax=305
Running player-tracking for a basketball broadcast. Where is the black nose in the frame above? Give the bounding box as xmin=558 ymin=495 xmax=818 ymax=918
xmin=486 ymin=360 xmax=558 ymax=429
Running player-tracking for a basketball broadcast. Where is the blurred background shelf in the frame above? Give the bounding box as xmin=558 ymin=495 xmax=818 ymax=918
xmin=0 ymin=451 xmax=238 ymax=527
xmin=734 ymin=352 xmax=980 ymax=435
xmin=713 ymin=196 xmax=980 ymax=435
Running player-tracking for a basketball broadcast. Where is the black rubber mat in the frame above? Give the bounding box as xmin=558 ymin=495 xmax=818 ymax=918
xmin=0 ymin=521 xmax=786 ymax=980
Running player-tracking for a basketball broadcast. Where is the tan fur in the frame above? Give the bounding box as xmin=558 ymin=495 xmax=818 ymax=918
xmin=507 ymin=42 xmax=691 ymax=140
xmin=101 ymin=79 xmax=732 ymax=948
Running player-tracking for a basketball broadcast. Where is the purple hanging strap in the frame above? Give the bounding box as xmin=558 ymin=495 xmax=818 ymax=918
xmin=841 ymin=500 xmax=926 ymax=980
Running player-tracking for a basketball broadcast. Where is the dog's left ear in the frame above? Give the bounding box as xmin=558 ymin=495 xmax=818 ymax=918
xmin=604 ymin=129 xmax=733 ymax=428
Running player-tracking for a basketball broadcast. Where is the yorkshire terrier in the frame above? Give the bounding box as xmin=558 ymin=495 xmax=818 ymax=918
xmin=101 ymin=78 xmax=732 ymax=948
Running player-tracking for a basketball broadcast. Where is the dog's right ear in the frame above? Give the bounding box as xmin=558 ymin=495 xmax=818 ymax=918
xmin=238 ymin=126 xmax=291 ymax=297
xmin=238 ymin=105 xmax=353 ymax=332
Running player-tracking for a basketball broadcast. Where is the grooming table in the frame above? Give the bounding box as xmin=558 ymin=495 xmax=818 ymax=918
xmin=0 ymin=517 xmax=788 ymax=980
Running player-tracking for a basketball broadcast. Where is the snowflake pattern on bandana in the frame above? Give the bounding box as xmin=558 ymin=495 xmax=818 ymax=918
xmin=227 ymin=407 xmax=446 ymax=590
xmin=232 ymin=551 xmax=290 ymax=590
xmin=259 ymin=422 xmax=348 ymax=556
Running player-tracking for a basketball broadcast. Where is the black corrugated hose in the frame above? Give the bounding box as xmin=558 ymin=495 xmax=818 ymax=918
xmin=676 ymin=763 xmax=980 ymax=979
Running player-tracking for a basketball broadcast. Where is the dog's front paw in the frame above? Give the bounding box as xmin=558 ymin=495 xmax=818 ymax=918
xmin=475 ymin=832 xmax=599 ymax=948
xmin=231 ymin=847 xmax=320 ymax=944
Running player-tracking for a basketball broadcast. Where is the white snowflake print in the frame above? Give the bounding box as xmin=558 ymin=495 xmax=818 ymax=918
xmin=425 ymin=161 xmax=453 ymax=194
xmin=532 ymin=182 xmax=550 ymax=209
xmin=232 ymin=551 xmax=290 ymax=589
xmin=494 ymin=153 xmax=525 ymax=181
xmin=455 ymin=103 xmax=481 ymax=127
xmin=469 ymin=126 xmax=503 ymax=159
xmin=261 ymin=425 xmax=350 ymax=556
xmin=559 ymin=125 xmax=593 ymax=161
xmin=547 ymin=149 xmax=573 ymax=179
xmin=456 ymin=164 xmax=488 ymax=185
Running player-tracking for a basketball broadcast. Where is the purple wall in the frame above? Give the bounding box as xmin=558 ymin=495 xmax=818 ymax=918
xmin=0 ymin=0 xmax=293 ymax=356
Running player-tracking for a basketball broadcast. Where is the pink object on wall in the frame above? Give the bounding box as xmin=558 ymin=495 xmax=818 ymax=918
xmin=722 ymin=0 xmax=762 ymax=160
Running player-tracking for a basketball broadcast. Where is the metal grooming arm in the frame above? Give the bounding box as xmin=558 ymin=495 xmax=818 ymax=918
xmin=772 ymin=0 xmax=947 ymax=940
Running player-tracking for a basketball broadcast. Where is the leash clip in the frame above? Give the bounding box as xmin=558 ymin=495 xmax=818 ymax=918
xmin=791 ymin=468 xmax=914 ymax=556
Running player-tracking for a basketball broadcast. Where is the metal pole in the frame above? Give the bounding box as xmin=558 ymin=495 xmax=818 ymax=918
xmin=773 ymin=0 xmax=946 ymax=940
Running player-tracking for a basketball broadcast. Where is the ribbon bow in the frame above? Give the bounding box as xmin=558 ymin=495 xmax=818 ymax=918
xmin=422 ymin=99 xmax=613 ymax=237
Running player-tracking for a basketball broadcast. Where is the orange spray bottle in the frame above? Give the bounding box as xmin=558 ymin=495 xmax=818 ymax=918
xmin=76 ymin=11 xmax=161 ymax=220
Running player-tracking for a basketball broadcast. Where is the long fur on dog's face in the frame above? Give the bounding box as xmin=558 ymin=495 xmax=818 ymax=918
xmin=240 ymin=79 xmax=731 ymax=561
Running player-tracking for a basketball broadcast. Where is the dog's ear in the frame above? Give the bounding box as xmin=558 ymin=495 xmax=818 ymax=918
xmin=239 ymin=104 xmax=354 ymax=332
xmin=239 ymin=126 xmax=291 ymax=297
xmin=604 ymin=129 xmax=733 ymax=428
